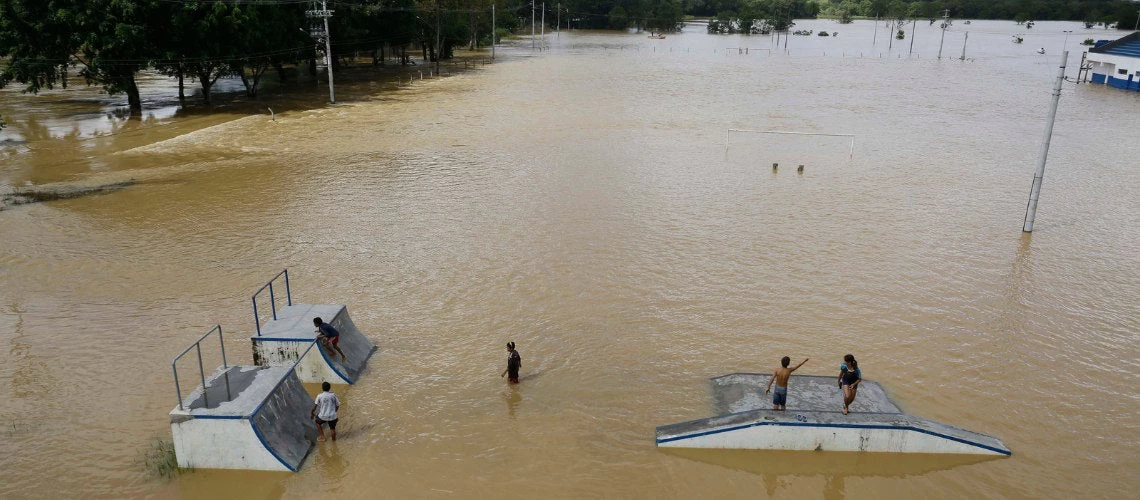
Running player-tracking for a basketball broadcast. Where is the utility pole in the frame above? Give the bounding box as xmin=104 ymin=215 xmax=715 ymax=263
xmin=541 ymin=3 xmax=545 ymax=44
xmin=938 ymin=9 xmax=949 ymax=59
xmin=960 ymin=31 xmax=968 ymax=60
xmin=532 ymin=0 xmax=536 ymax=50
xmin=557 ymin=3 xmax=560 ymax=38
xmin=873 ymin=14 xmax=878 ymax=47
xmin=492 ymin=4 xmax=496 ymax=60
xmin=1022 ymin=51 xmax=1068 ymax=233
xmin=306 ymin=1 xmax=335 ymax=104
xmin=435 ymin=0 xmax=441 ymax=74
xmin=909 ymin=19 xmax=916 ymax=56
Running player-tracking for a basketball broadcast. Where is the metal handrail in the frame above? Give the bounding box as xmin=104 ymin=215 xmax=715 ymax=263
xmin=252 ymin=269 xmax=293 ymax=336
xmin=172 ymin=325 xmax=231 ymax=411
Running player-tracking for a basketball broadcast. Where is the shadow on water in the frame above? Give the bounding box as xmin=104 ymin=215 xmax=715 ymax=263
xmin=661 ymin=448 xmax=1001 ymax=498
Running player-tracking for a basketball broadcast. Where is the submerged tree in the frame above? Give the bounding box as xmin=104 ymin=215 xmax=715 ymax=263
xmin=0 ymin=0 xmax=80 ymax=94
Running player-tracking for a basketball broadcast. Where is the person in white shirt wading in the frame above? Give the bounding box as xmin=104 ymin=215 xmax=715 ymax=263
xmin=311 ymin=381 xmax=342 ymax=442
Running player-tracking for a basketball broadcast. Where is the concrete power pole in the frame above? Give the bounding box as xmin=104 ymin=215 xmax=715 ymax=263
xmin=909 ymin=19 xmax=916 ymax=56
xmin=960 ymin=31 xmax=968 ymax=60
xmin=557 ymin=3 xmax=560 ymax=38
xmin=541 ymin=3 xmax=545 ymax=43
xmin=938 ymin=9 xmax=949 ymax=59
xmin=1022 ymin=51 xmax=1068 ymax=233
xmin=873 ymin=14 xmax=878 ymax=47
xmin=492 ymin=4 xmax=496 ymax=60
xmin=435 ymin=0 xmax=441 ymax=74
xmin=307 ymin=1 xmax=335 ymax=104
xmin=532 ymin=1 xmax=536 ymax=50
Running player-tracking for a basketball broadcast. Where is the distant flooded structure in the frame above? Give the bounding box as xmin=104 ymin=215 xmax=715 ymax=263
xmin=1085 ymin=32 xmax=1140 ymax=92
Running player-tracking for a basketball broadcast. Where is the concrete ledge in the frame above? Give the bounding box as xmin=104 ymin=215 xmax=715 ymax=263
xmin=170 ymin=366 xmax=317 ymax=471
xmin=656 ymin=373 xmax=1010 ymax=456
xmin=251 ymin=303 xmax=377 ymax=384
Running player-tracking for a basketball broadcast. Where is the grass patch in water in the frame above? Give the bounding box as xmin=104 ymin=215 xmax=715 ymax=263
xmin=142 ymin=437 xmax=181 ymax=480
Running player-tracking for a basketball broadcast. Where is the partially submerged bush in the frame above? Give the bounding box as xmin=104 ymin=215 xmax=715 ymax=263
xmin=143 ymin=437 xmax=180 ymax=479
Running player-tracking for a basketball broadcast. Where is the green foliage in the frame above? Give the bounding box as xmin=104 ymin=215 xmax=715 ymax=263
xmin=142 ymin=437 xmax=179 ymax=480
xmin=608 ymin=5 xmax=630 ymax=29
xmin=1110 ymin=3 xmax=1137 ymax=29
xmin=0 ymin=0 xmax=82 ymax=93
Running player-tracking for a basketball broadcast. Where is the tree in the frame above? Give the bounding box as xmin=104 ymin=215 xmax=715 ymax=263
xmin=232 ymin=4 xmax=309 ymax=98
xmin=155 ymin=1 xmax=245 ymax=105
xmin=71 ymin=0 xmax=163 ymax=116
xmin=0 ymin=0 xmax=79 ymax=94
xmin=608 ymin=5 xmax=630 ymax=29
xmin=647 ymin=0 xmax=684 ymax=33
xmin=1111 ymin=4 xmax=1137 ymax=29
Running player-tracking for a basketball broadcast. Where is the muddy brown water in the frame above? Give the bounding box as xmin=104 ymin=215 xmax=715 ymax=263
xmin=1 ymin=20 xmax=1138 ymax=499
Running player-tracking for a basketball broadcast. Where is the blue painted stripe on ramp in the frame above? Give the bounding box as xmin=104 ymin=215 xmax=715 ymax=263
xmin=316 ymin=342 xmax=353 ymax=384
xmin=656 ymin=421 xmax=1011 ymax=456
xmin=248 ymin=417 xmax=297 ymax=472
xmin=187 ymin=414 xmax=244 ymax=420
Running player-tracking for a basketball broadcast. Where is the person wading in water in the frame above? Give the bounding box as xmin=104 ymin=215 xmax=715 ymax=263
xmin=500 ymin=342 xmax=521 ymax=383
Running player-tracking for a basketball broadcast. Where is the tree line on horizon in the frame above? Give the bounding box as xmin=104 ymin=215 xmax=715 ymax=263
xmin=1 ymin=0 xmax=1136 ymax=116
xmin=700 ymin=0 xmax=1138 ymax=34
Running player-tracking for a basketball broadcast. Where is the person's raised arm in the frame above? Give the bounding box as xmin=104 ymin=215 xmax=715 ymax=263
xmin=790 ymin=358 xmax=809 ymax=372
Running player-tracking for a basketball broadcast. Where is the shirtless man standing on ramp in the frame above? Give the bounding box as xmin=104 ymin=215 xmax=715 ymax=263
xmin=765 ymin=356 xmax=809 ymax=411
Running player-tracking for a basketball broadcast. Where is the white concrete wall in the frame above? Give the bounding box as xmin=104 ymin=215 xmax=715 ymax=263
xmin=171 ymin=418 xmax=288 ymax=471
xmin=252 ymin=340 xmax=348 ymax=384
xmin=659 ymin=424 xmax=1004 ymax=455
xmin=1087 ymin=52 xmax=1139 ymax=78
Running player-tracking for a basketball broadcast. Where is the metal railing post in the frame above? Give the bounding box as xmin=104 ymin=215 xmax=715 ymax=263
xmin=218 ymin=326 xmax=232 ymax=401
xmin=284 ymin=269 xmax=292 ymax=306
xmin=217 ymin=326 xmax=228 ymax=368
xmin=252 ymin=298 xmax=261 ymax=336
xmin=269 ymin=282 xmax=277 ymax=320
xmin=196 ymin=343 xmax=208 ymax=409
xmin=173 ymin=364 xmax=183 ymax=410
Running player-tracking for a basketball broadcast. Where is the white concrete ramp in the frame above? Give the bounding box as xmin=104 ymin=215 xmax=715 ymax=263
xmin=656 ymin=374 xmax=1010 ymax=456
xmin=170 ymin=365 xmax=317 ymax=471
xmin=251 ymin=304 xmax=377 ymax=384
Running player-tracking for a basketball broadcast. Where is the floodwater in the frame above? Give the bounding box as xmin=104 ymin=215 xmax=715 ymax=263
xmin=1 ymin=19 xmax=1138 ymax=499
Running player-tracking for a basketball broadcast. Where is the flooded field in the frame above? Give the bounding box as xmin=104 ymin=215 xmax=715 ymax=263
xmin=1 ymin=19 xmax=1138 ymax=499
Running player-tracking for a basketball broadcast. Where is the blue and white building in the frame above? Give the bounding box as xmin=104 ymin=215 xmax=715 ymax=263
xmin=1087 ymin=32 xmax=1140 ymax=92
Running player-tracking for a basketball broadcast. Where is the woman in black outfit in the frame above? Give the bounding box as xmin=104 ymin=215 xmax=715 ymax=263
xmin=838 ymin=354 xmax=861 ymax=415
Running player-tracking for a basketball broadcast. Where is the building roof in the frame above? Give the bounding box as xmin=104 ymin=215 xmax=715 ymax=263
xmin=1090 ymin=32 xmax=1140 ymax=58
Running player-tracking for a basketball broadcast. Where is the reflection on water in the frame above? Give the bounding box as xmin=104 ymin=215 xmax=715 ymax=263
xmin=663 ymin=448 xmax=1001 ymax=500
xmin=0 ymin=18 xmax=1138 ymax=499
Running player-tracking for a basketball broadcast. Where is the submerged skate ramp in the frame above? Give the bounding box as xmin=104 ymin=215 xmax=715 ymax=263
xmin=170 ymin=365 xmax=317 ymax=471
xmin=251 ymin=303 xmax=376 ymax=384
xmin=656 ymin=374 xmax=1010 ymax=456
